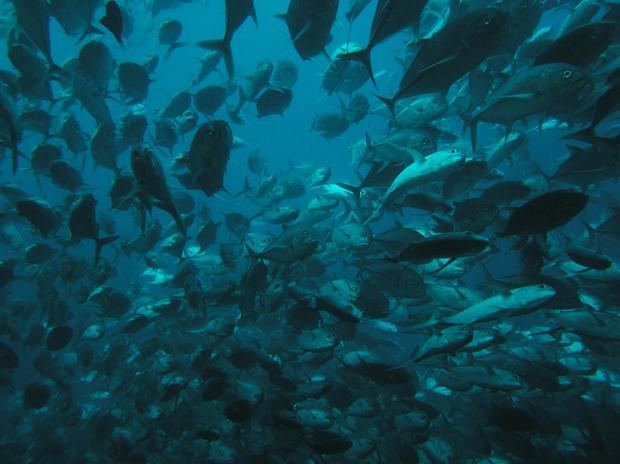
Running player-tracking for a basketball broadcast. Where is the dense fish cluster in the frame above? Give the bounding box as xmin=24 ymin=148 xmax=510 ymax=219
xmin=2 ymin=0 xmax=620 ymax=462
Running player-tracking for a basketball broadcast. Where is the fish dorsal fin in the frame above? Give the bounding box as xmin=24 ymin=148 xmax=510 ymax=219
xmin=410 ymin=149 xmax=425 ymax=164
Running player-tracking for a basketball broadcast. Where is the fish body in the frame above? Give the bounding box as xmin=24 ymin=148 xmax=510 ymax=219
xmin=183 ymin=120 xmax=232 ymax=197
xmin=69 ymin=194 xmax=119 ymax=263
xmin=471 ymin=64 xmax=595 ymax=149
xmin=443 ymin=284 xmax=556 ymax=325
xmin=278 ymin=0 xmax=339 ymax=60
xmin=381 ymin=148 xmax=465 ymax=207
xmin=499 ymin=190 xmax=589 ymax=237
xmin=392 ymin=232 xmax=489 ymax=264
xmin=131 ymin=146 xmax=186 ymax=234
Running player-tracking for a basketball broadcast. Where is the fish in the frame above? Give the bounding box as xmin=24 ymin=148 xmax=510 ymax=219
xmin=16 ymin=198 xmax=62 ymax=238
xmin=118 ymin=62 xmax=150 ymax=103
xmin=345 ymin=0 xmax=373 ymax=23
xmin=247 ymin=223 xmax=320 ymax=264
xmin=181 ymin=120 xmax=232 ymax=197
xmin=379 ymin=148 xmax=465 ymax=208
xmin=196 ymin=0 xmax=257 ymax=76
xmin=2 ymin=2 xmax=620 ymax=461
xmin=194 ymin=85 xmax=227 ymax=116
xmin=0 ymin=89 xmax=21 ymax=173
xmin=566 ymin=87 xmax=620 ymax=139
xmin=276 ymin=0 xmax=339 ymax=60
xmin=161 ymin=91 xmax=192 ymax=119
xmin=191 ymin=51 xmax=222 ymax=87
xmin=550 ymin=139 xmax=620 ymax=188
xmin=131 ymin=146 xmax=186 ymax=235
xmin=256 ymin=87 xmax=293 ymax=117
xmin=68 ymin=194 xmax=119 ymax=264
xmin=99 ymin=1 xmax=123 ymax=45
xmin=388 ymin=231 xmax=489 ymax=273
xmin=412 ymin=325 xmax=473 ymax=362
xmin=271 ymin=59 xmax=299 ymax=89
xmin=498 ymin=190 xmax=589 ymax=237
xmin=534 ymin=21 xmax=616 ymax=67
xmin=339 ymin=0 xmax=428 ymax=85
xmin=11 ymin=0 xmax=57 ymax=68
xmin=47 ymin=160 xmax=86 ymax=192
xmin=470 ymin=64 xmax=595 ymax=150
xmin=442 ymin=284 xmax=556 ymax=325
xmin=158 ymin=19 xmax=187 ymax=59
xmin=379 ymin=7 xmax=509 ymax=114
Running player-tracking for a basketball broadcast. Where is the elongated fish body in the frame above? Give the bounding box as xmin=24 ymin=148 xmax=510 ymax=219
xmin=447 ymin=366 xmax=523 ymax=391
xmin=470 ymin=64 xmax=594 ymax=149
xmin=443 ymin=284 xmax=556 ymax=325
xmin=382 ymin=148 xmax=465 ymax=206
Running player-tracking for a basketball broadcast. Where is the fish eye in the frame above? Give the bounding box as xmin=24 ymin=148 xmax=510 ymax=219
xmin=538 ymin=284 xmax=545 ymax=289
xmin=483 ymin=14 xmax=492 ymax=25
xmin=591 ymin=32 xmax=598 ymax=40
xmin=562 ymin=70 xmax=573 ymax=79
xmin=302 ymin=230 xmax=308 ymax=237
xmin=207 ymin=128 xmax=215 ymax=136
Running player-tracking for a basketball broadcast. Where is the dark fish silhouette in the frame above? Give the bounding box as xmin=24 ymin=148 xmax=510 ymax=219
xmin=276 ymin=0 xmax=339 ymax=60
xmin=100 ymin=1 xmax=123 ymax=45
xmin=339 ymin=0 xmax=428 ymax=85
xmin=69 ymin=193 xmax=119 ymax=264
xmin=196 ymin=0 xmax=256 ymax=76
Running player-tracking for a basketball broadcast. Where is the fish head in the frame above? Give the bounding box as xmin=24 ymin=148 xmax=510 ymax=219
xmin=130 ymin=145 xmax=153 ymax=175
xmin=255 ymin=58 xmax=274 ymax=76
xmin=546 ymin=66 xmax=594 ymax=104
xmin=437 ymin=147 xmax=466 ymax=167
xmin=193 ymin=120 xmax=233 ymax=156
xmin=291 ymin=225 xmax=320 ymax=259
xmin=518 ymin=283 xmax=557 ymax=307
xmin=445 ymin=324 xmax=473 ymax=340
xmin=460 ymin=8 xmax=508 ymax=50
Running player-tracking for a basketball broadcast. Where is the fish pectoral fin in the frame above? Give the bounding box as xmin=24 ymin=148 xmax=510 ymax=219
xmin=414 ymin=55 xmax=460 ymax=75
xmin=292 ymin=20 xmax=314 ymax=44
xmin=494 ymin=92 xmax=538 ymax=102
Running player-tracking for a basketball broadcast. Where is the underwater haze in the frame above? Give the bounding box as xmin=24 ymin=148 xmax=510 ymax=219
xmin=1 ymin=0 xmax=620 ymax=463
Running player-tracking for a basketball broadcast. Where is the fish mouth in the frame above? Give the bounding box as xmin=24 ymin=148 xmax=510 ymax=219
xmin=355 ymin=239 xmax=372 ymax=248
xmin=573 ymin=77 xmax=594 ymax=102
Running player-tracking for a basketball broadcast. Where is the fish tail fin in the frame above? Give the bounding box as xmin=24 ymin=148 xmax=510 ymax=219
xmin=376 ymin=94 xmax=395 ymax=118
xmin=335 ymin=183 xmax=361 ymax=204
xmin=95 ymin=235 xmax=120 ymax=265
xmin=153 ymin=200 xmax=186 ymax=236
xmin=339 ymin=48 xmax=375 ymax=87
xmin=165 ymin=42 xmax=188 ymax=60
